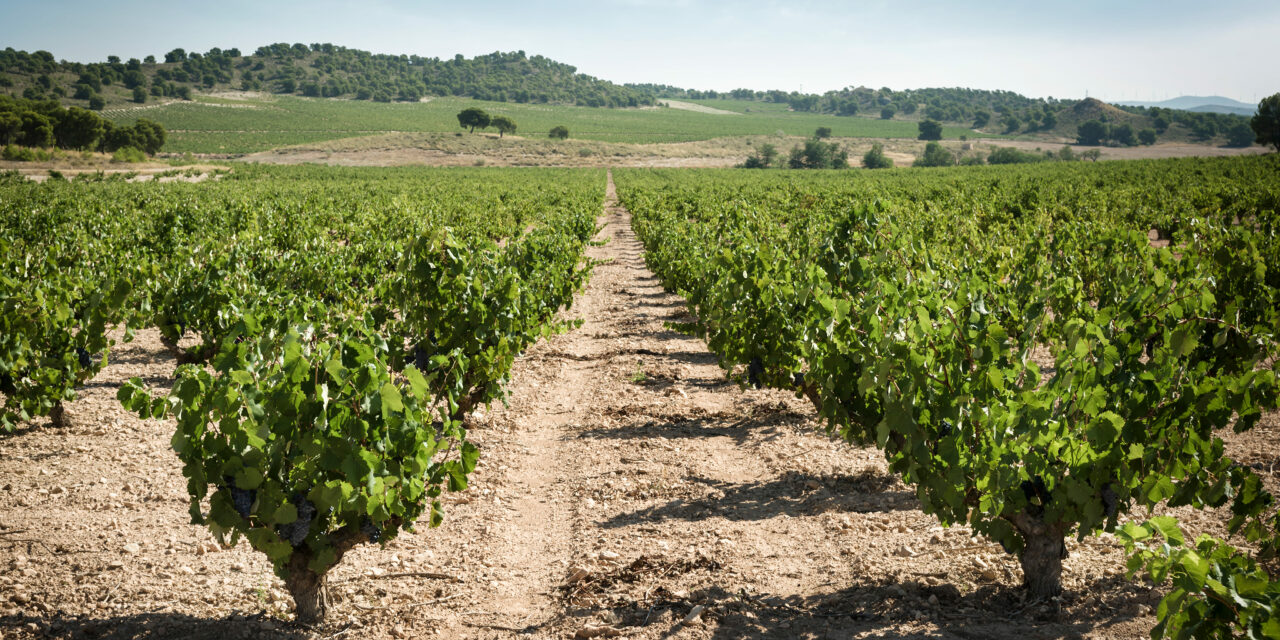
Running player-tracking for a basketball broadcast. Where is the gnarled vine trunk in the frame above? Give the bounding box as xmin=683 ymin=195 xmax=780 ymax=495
xmin=285 ymin=554 xmax=329 ymax=627
xmin=49 ymin=402 xmax=67 ymax=428
xmin=1011 ymin=512 xmax=1067 ymax=599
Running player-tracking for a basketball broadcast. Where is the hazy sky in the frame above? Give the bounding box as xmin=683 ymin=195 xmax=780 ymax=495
xmin=3 ymin=0 xmax=1278 ymax=103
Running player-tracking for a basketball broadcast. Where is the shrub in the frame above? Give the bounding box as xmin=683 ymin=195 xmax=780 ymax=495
xmin=111 ymin=146 xmax=147 ymax=163
xmin=987 ymin=147 xmax=1046 ymax=165
xmin=862 ymin=143 xmax=894 ymax=169
xmin=549 ymin=126 xmax=569 ymax=140
xmin=913 ymin=141 xmax=954 ymax=167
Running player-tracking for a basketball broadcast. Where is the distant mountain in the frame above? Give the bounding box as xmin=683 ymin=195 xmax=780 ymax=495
xmin=1116 ymin=95 xmax=1256 ymax=116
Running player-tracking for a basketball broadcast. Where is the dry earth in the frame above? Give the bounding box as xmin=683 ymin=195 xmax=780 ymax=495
xmin=232 ymin=132 xmax=1268 ymax=169
xmin=1 ymin=173 xmax=1277 ymax=640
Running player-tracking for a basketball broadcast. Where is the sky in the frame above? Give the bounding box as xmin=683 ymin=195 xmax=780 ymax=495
xmin=2 ymin=0 xmax=1278 ymax=103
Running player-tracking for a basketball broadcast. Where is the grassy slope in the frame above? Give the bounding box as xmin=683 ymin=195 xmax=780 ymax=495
xmin=104 ymin=95 xmax=996 ymax=154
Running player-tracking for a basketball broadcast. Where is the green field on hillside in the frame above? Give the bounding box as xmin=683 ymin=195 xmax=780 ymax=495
xmin=103 ymin=95 xmax=994 ymax=154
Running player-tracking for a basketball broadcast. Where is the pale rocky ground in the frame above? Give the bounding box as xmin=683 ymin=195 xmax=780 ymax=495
xmin=1 ymin=172 xmax=1276 ymax=640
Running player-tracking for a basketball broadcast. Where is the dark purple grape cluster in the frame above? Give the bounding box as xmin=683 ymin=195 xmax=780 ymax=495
xmin=76 ymin=347 xmax=92 ymax=369
xmin=277 ymin=493 xmax=316 ymax=547
xmin=360 ymin=520 xmax=381 ymax=543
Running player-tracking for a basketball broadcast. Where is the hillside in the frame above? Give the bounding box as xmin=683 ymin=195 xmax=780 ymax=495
xmin=0 ymin=43 xmax=1260 ymax=155
xmin=0 ymin=44 xmax=655 ymax=110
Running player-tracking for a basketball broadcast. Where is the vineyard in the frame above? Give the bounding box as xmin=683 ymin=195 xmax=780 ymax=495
xmin=1 ymin=156 xmax=1279 ymax=639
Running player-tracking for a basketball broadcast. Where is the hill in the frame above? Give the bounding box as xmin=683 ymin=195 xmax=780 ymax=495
xmin=0 ymin=44 xmax=655 ymax=110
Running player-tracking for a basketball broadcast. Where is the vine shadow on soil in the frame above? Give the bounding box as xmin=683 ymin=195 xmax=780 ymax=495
xmin=601 ymin=469 xmax=916 ymax=528
xmin=697 ymin=573 xmax=1159 ymax=640
xmin=0 ymin=611 xmax=309 ymax=640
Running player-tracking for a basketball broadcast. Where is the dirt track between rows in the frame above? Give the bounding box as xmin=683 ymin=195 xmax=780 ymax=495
xmin=4 ymin=171 xmax=1278 ymax=639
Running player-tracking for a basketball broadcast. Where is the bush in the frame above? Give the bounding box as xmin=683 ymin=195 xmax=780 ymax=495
xmin=913 ymin=141 xmax=954 ymax=167
xmin=787 ymin=139 xmax=847 ymax=169
xmin=111 ymin=146 xmax=147 ymax=163
xmin=741 ymin=143 xmax=778 ymax=169
xmin=549 ymin=126 xmax=569 ymax=140
xmin=862 ymin=143 xmax=894 ymax=169
xmin=88 ymin=95 xmax=106 ymax=111
xmin=1138 ymin=129 xmax=1157 ymax=146
xmin=987 ymin=146 xmax=1046 ymax=165
xmin=814 ymin=127 xmax=832 ymax=139
xmin=2 ymin=144 xmax=37 ymax=161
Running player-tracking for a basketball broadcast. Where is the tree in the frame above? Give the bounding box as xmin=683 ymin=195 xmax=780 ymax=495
xmin=1082 ymin=148 xmax=1102 ymax=162
xmin=1153 ymin=115 xmax=1170 ymax=134
xmin=0 ymin=112 xmax=20 ymax=145
xmin=549 ymin=125 xmax=569 ymax=140
xmin=491 ymin=115 xmax=517 ymax=137
xmin=457 ymin=107 xmax=491 ymax=133
xmin=1110 ymin=123 xmax=1136 ymax=146
xmin=1076 ymin=120 xmax=1108 ymax=146
xmin=917 ymin=120 xmax=942 ymax=141
xmin=1223 ymin=122 xmax=1254 ymax=147
xmin=787 ymin=139 xmax=847 ymax=169
xmin=1251 ymin=93 xmax=1280 ymax=152
xmin=814 ymin=126 xmax=832 ymax=139
xmin=741 ymin=143 xmax=778 ymax=169
xmin=880 ymin=106 xmax=896 ymax=120
xmin=132 ymin=86 xmax=148 ymax=104
xmin=862 ymin=142 xmax=894 ymax=169
xmin=973 ymin=110 xmax=991 ymax=128
xmin=913 ymin=141 xmax=953 ymax=167
xmin=1002 ymin=114 xmax=1022 ymax=134
xmin=19 ymin=112 xmax=54 ymax=148
xmin=88 ymin=95 xmax=105 ymax=111
xmin=1138 ymin=129 xmax=1157 ymax=146
xmin=1040 ymin=112 xmax=1057 ymax=131
xmin=54 ymin=107 xmax=105 ymax=150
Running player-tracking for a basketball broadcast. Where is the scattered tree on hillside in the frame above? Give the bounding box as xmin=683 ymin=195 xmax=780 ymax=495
xmin=1002 ymin=114 xmax=1022 ymax=134
xmin=1076 ymin=120 xmax=1108 ymax=146
xmin=1138 ymin=129 xmax=1157 ymax=146
xmin=862 ymin=142 xmax=894 ymax=169
xmin=1252 ymin=93 xmax=1280 ymax=152
xmin=1153 ymin=115 xmax=1170 ymax=133
xmin=132 ymin=86 xmax=148 ymax=104
xmin=491 ymin=115 xmax=517 ymax=138
xmin=913 ymin=141 xmax=954 ymax=167
xmin=549 ymin=125 xmax=569 ymax=139
xmin=880 ymin=106 xmax=895 ymax=119
xmin=457 ymin=107 xmax=491 ymax=133
xmin=814 ymin=127 xmax=832 ymax=139
xmin=973 ymin=110 xmax=991 ymax=128
xmin=917 ymin=119 xmax=942 ymax=141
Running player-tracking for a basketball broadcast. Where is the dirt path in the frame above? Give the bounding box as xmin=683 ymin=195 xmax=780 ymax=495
xmin=2 ymin=171 xmax=1229 ymax=640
